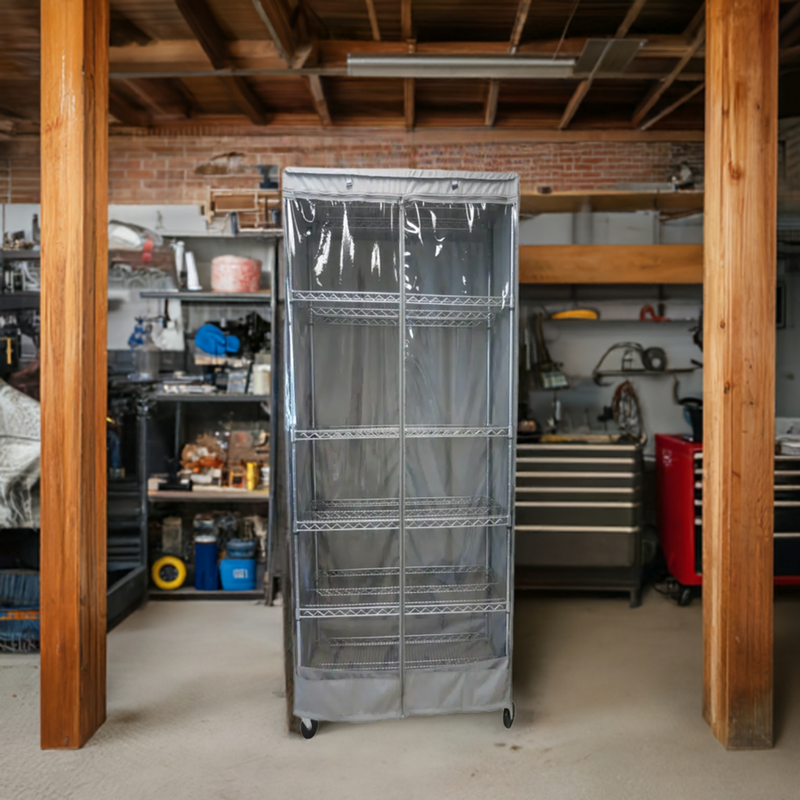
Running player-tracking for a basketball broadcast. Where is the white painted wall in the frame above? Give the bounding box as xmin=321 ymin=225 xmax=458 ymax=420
xmin=519 ymin=209 xmax=705 ymax=453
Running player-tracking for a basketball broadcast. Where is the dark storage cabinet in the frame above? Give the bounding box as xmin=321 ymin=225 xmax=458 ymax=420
xmin=515 ymin=440 xmax=645 ymax=606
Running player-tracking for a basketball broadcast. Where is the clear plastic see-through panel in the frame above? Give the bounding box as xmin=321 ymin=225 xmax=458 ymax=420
xmin=401 ymin=200 xmax=514 ymax=694
xmin=287 ymin=198 xmax=402 ymax=681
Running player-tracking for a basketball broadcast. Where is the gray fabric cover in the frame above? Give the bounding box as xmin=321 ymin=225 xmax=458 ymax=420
xmin=284 ymin=168 xmax=518 ymax=722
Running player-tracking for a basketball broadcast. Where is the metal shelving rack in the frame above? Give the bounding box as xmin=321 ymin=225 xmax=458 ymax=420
xmin=138 ymin=241 xmax=279 ymax=602
xmin=283 ymin=168 xmax=519 ymax=736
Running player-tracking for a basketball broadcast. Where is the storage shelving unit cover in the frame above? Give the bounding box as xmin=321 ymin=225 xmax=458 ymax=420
xmin=284 ymin=168 xmax=519 ymax=723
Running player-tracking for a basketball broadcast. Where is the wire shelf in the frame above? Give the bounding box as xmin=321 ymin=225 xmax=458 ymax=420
xmin=312 ymin=565 xmax=497 ymax=603
xmin=291 ymin=290 xmax=512 ymax=308
xmin=322 ymin=565 xmax=491 ymax=578
xmin=298 ymin=599 xmax=507 ymax=619
xmin=309 ymin=306 xmax=496 ymax=327
xmin=292 ymin=290 xmax=398 ymax=304
xmin=306 ymin=633 xmax=500 ymax=670
xmin=293 ymin=425 xmax=510 ymax=440
xmin=291 ymin=292 xmax=510 ymax=327
xmin=294 ymin=496 xmax=509 ymax=531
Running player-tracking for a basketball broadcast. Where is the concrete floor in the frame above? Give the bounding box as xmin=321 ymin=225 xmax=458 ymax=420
xmin=2 ymin=591 xmax=800 ymax=800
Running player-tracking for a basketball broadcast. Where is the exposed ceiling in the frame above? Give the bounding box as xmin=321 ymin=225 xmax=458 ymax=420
xmin=0 ymin=0 xmax=799 ymax=137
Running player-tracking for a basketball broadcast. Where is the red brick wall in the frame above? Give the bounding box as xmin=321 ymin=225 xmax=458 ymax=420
xmin=0 ymin=135 xmax=704 ymax=205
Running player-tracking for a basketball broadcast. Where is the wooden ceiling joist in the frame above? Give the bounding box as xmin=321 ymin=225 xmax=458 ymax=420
xmin=2 ymin=1 xmax=712 ymax=135
xmin=401 ymin=0 xmax=413 ymax=41
xmin=106 ymin=35 xmax=699 ymax=76
xmin=485 ymin=80 xmax=500 ymax=126
xmin=166 ymin=78 xmax=200 ymax=118
xmin=558 ymin=79 xmax=592 ymax=130
xmin=486 ymin=0 xmax=534 ymax=127
xmin=109 ymin=91 xmax=150 ymax=127
xmin=781 ymin=1 xmax=800 ymax=47
xmin=405 ymin=78 xmax=414 ymax=129
xmin=632 ymin=5 xmax=706 ymax=127
xmin=250 ymin=0 xmax=329 ymax=126
xmin=639 ymin=81 xmax=704 ymax=131
xmin=174 ymin=0 xmax=268 ymax=125
xmin=252 ymin=0 xmax=298 ymax=64
xmin=616 ymin=0 xmax=649 ymax=39
xmin=405 ymin=39 xmax=415 ymax=130
xmin=173 ymin=0 xmax=227 ymax=67
xmin=509 ymin=0 xmax=533 ymax=53
xmin=401 ymin=4 xmax=414 ymax=131
xmin=365 ymin=0 xmax=381 ymax=41
xmin=116 ymin=78 xmax=194 ymax=120
xmin=109 ymin=9 xmax=152 ymax=47
xmin=307 ymin=75 xmax=332 ymax=127
xmin=559 ymin=0 xmax=655 ymax=131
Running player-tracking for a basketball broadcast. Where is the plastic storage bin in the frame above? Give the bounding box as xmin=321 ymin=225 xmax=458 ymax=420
xmin=220 ymin=558 xmax=257 ymax=590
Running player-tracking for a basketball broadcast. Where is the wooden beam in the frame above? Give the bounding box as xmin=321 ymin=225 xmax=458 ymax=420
xmin=684 ymin=2 xmax=707 ymax=40
xmin=616 ymin=0 xmax=648 ymax=38
xmin=166 ymin=78 xmax=201 ymax=118
xmin=485 ymin=80 xmax=500 ymax=126
xmin=224 ymin=80 xmax=270 ymax=126
xmin=404 ymin=38 xmax=415 ymax=130
xmin=116 ymin=79 xmax=190 ymax=119
xmin=109 ymin=8 xmax=152 ymax=46
xmin=251 ymin=0 xmax=297 ymax=64
xmin=632 ymin=20 xmax=706 ymax=127
xmin=40 ymin=0 xmax=108 ymax=750
xmin=781 ymin=1 xmax=800 ymax=47
xmin=487 ymin=1 xmax=533 ymax=127
xmin=781 ymin=1 xmax=800 ymax=35
xmin=107 ymin=118 xmax=704 ymax=141
xmin=174 ymin=0 xmax=227 ymax=67
xmin=107 ymin=35 xmax=700 ymax=73
xmin=559 ymin=36 xmax=621 ymax=131
xmin=174 ymin=0 xmax=268 ymax=124
xmin=519 ymin=244 xmax=703 ymax=283
xmin=559 ymin=79 xmax=592 ymax=130
xmin=639 ymin=81 xmax=704 ymax=130
xmin=509 ymin=0 xmax=533 ymax=53
xmin=365 ymin=0 xmax=381 ymax=41
xmin=109 ymin=90 xmax=150 ymax=127
xmin=0 ymin=105 xmax=33 ymax=123
xmin=401 ymin=0 xmax=412 ymax=41
xmin=703 ymin=0 xmax=777 ymax=751
xmin=405 ymin=78 xmax=415 ymax=130
xmin=306 ymin=75 xmax=332 ymax=126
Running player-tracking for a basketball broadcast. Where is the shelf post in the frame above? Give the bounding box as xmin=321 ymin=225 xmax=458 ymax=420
xmin=40 ymin=0 xmax=109 ymax=749
xmin=703 ymin=0 xmax=778 ymax=750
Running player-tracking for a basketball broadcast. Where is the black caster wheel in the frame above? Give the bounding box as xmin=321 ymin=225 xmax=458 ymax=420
xmin=629 ymin=588 xmax=642 ymax=609
xmin=503 ymin=702 xmax=515 ymax=729
xmin=677 ymin=587 xmax=693 ymax=607
xmin=300 ymin=718 xmax=318 ymax=740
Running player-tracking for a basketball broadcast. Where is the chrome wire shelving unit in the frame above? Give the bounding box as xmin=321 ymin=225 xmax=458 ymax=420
xmin=283 ymin=168 xmax=518 ymax=738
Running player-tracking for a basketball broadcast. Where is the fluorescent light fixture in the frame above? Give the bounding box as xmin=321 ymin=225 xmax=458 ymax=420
xmin=347 ymin=55 xmax=576 ymax=80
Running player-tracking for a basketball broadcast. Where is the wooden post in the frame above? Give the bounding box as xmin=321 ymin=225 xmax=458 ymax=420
xmin=40 ymin=0 xmax=109 ymax=749
xmin=703 ymin=0 xmax=778 ymax=750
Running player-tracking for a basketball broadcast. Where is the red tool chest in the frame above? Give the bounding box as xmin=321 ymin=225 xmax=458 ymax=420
xmin=655 ymin=433 xmax=800 ymax=589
